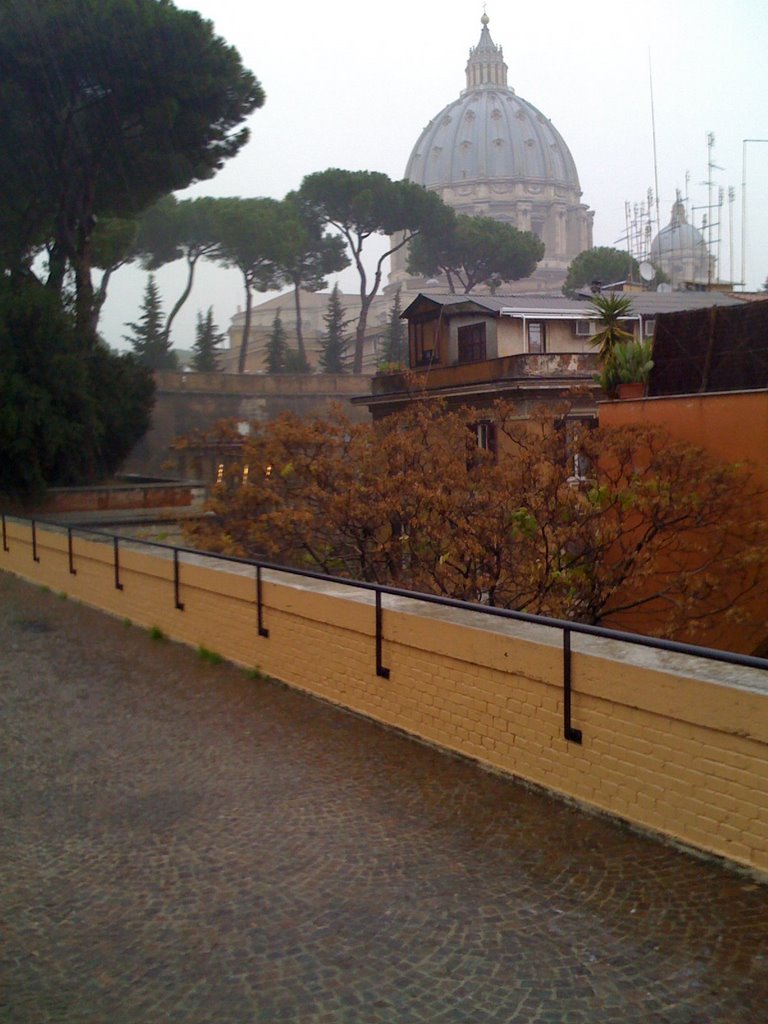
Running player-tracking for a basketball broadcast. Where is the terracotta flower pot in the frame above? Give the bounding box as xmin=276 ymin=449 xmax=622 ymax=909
xmin=617 ymin=381 xmax=645 ymax=400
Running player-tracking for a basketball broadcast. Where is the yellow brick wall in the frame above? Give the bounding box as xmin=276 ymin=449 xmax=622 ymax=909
xmin=3 ymin=518 xmax=767 ymax=876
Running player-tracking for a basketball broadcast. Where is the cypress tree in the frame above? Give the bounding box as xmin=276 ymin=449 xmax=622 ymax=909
xmin=124 ymin=275 xmax=177 ymax=370
xmin=191 ymin=306 xmax=225 ymax=372
xmin=379 ymin=286 xmax=406 ymax=366
xmin=265 ymin=310 xmax=288 ymax=373
xmin=318 ymin=284 xmax=350 ymax=374
xmin=283 ymin=347 xmax=311 ymax=373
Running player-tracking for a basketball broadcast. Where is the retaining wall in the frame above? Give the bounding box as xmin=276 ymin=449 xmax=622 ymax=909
xmin=124 ymin=371 xmax=372 ymax=478
xmin=2 ymin=518 xmax=767 ymax=876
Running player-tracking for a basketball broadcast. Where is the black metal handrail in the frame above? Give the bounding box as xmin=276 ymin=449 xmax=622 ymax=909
xmin=3 ymin=512 xmax=768 ymax=747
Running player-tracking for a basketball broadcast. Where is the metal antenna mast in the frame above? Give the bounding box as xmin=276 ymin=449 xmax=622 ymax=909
xmin=705 ymin=132 xmax=720 ymax=285
xmin=728 ymin=186 xmax=736 ymax=286
xmin=648 ymin=50 xmax=661 ymax=237
xmin=742 ymin=139 xmax=768 ymax=290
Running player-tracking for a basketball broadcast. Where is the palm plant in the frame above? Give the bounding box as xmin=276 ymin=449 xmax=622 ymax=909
xmin=587 ymin=293 xmax=635 ymax=361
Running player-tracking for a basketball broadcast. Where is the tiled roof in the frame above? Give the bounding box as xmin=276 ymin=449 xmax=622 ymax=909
xmin=404 ymin=291 xmax=747 ymax=319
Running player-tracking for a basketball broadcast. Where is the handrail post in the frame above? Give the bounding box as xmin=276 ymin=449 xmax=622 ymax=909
xmin=2 ymin=513 xmax=8 ymax=552
xmin=32 ymin=520 xmax=40 ymax=563
xmin=563 ymin=628 xmax=582 ymax=744
xmin=376 ymin=590 xmax=390 ymax=679
xmin=173 ymin=548 xmax=184 ymax=610
xmin=256 ymin=565 xmax=269 ymax=637
xmin=67 ymin=527 xmax=77 ymax=575
xmin=113 ymin=536 xmax=123 ymax=591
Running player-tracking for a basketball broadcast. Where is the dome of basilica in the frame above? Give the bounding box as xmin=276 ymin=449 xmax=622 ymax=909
xmin=393 ymin=15 xmax=593 ymax=293
xmin=406 ymin=19 xmax=580 ymax=194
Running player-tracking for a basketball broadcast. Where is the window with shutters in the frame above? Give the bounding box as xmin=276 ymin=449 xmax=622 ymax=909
xmin=457 ymin=322 xmax=487 ymax=363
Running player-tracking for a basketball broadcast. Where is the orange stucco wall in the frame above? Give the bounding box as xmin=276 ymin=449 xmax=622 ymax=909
xmin=599 ymin=390 xmax=768 ymax=654
xmin=599 ymin=390 xmax=768 ymax=489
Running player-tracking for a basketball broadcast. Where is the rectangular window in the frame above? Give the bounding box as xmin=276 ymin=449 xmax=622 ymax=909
xmin=475 ymin=420 xmax=496 ymax=453
xmin=527 ymin=320 xmax=546 ymax=353
xmin=466 ymin=420 xmax=497 ymax=469
xmin=556 ymin=416 xmax=596 ymax=480
xmin=457 ymin=322 xmax=487 ymax=363
xmin=409 ymin=319 xmax=438 ymax=367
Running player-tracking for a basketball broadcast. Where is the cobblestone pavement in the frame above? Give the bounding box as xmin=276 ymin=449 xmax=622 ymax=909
xmin=1 ymin=573 xmax=767 ymax=1024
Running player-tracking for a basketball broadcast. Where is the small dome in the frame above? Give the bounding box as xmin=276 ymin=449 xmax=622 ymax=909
xmin=405 ymin=16 xmax=580 ymax=192
xmin=651 ymin=197 xmax=711 ymax=285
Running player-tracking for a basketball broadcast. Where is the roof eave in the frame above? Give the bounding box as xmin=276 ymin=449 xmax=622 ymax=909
xmin=401 ymin=292 xmax=502 ymax=320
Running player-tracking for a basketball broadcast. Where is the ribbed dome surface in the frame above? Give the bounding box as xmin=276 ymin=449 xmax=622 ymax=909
xmin=405 ymin=88 xmax=581 ymax=191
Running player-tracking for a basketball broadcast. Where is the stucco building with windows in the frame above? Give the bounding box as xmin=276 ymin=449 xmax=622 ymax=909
xmin=355 ymin=290 xmax=746 ymax=422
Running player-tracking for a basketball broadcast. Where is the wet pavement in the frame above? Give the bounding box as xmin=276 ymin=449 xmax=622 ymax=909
xmin=1 ymin=572 xmax=767 ymax=1024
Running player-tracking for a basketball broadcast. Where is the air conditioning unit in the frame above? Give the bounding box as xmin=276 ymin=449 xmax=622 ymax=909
xmin=572 ymin=320 xmax=592 ymax=336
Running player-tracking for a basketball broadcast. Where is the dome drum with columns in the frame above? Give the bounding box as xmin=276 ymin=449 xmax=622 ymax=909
xmin=390 ymin=14 xmax=593 ymax=294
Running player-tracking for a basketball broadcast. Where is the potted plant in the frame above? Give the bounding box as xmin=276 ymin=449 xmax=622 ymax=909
xmin=375 ymin=361 xmax=406 ymax=375
xmin=588 ymin=292 xmax=639 ymax=400
xmin=613 ymin=339 xmax=654 ymax=399
xmin=594 ymin=357 xmax=621 ymax=399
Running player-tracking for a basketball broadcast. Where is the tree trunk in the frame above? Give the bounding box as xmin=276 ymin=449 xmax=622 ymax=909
xmin=292 ymin=282 xmax=308 ymax=367
xmin=45 ymin=242 xmax=67 ymax=295
xmin=162 ymin=252 xmax=200 ymax=346
xmin=91 ymin=265 xmax=113 ymax=334
xmin=55 ymin=189 xmax=98 ymax=344
xmin=353 ymin=294 xmax=372 ymax=374
xmin=72 ymin=237 xmax=97 ymax=345
xmin=237 ymin=275 xmax=253 ymax=374
xmin=352 ymin=251 xmax=386 ymax=374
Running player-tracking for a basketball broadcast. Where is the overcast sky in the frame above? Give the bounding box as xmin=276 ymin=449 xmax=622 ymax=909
xmin=101 ymin=0 xmax=768 ymax=351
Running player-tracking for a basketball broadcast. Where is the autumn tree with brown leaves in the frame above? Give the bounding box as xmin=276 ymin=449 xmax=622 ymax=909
xmin=183 ymin=402 xmax=768 ymax=645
